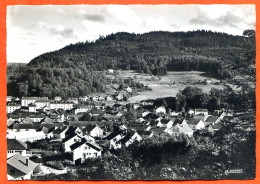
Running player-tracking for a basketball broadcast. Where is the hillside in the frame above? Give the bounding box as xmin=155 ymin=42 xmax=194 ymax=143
xmin=7 ymin=30 xmax=256 ymax=98
xmin=28 ymin=30 xmax=255 ymax=78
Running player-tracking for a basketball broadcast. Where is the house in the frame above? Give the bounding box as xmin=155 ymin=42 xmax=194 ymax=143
xmin=78 ymin=96 xmax=89 ymax=102
xmin=108 ymin=69 xmax=114 ymax=74
xmin=205 ymin=116 xmax=220 ymax=126
xmin=7 ymin=124 xmax=46 ymax=142
xmin=83 ymin=125 xmax=104 ymax=138
xmin=67 ymin=98 xmax=79 ymax=104
xmin=150 ymin=127 xmax=167 ymax=136
xmin=7 ymin=139 xmax=28 ymax=158
xmin=176 ymin=123 xmax=194 ymax=137
xmin=106 ymin=132 xmax=124 ymax=149
xmin=89 ymin=109 xmax=104 ymax=116
xmin=186 ymin=118 xmax=205 ymax=130
xmin=116 ymin=93 xmax=124 ymax=101
xmin=54 ymin=96 xmax=62 ymax=101
xmin=62 ymin=133 xmax=82 ymax=152
xmin=106 ymin=96 xmax=114 ymax=101
xmin=71 ymin=139 xmax=102 ymax=164
xmin=121 ymin=131 xmax=142 ymax=147
xmin=165 ymin=126 xmax=180 ymax=136
xmin=35 ymin=99 xmax=50 ymax=109
xmin=28 ymin=103 xmax=36 ymax=113
xmin=170 ymin=111 xmax=180 ymax=117
xmin=53 ymin=127 xmax=68 ymax=139
xmin=126 ymin=87 xmax=133 ymax=93
xmin=7 ymin=154 xmax=38 ymax=180
xmin=136 ymin=130 xmax=154 ymax=139
xmin=74 ymin=105 xmax=90 ymax=114
xmin=155 ymin=106 xmax=166 ymax=115
xmin=160 ymin=119 xmax=174 ymax=129
xmin=195 ymin=109 xmax=208 ymax=116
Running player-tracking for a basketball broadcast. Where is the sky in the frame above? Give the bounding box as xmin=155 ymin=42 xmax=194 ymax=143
xmin=7 ymin=5 xmax=256 ymax=63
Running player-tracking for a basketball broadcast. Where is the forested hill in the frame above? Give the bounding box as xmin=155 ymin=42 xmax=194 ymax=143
xmin=7 ymin=30 xmax=255 ymax=98
xmin=28 ymin=30 xmax=255 ymax=78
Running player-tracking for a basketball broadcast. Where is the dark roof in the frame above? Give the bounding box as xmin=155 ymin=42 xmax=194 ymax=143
xmin=7 ymin=139 xmax=27 ymax=150
xmin=121 ymin=131 xmax=137 ymax=144
xmin=149 ymin=120 xmax=158 ymax=127
xmin=70 ymin=139 xmax=101 ymax=151
xmin=53 ymin=127 xmax=67 ymax=134
xmin=83 ymin=125 xmax=97 ymax=134
xmin=70 ymin=139 xmax=86 ymax=151
xmin=137 ymin=130 xmax=152 ymax=136
xmin=65 ymin=126 xmax=77 ymax=136
xmin=173 ymin=118 xmax=185 ymax=125
xmin=62 ymin=133 xmax=78 ymax=143
xmin=7 ymin=154 xmax=38 ymax=175
xmin=105 ymin=131 xmax=122 ymax=140
xmin=161 ymin=119 xmax=171 ymax=124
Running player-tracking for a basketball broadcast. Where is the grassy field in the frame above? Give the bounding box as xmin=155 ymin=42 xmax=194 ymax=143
xmin=120 ymin=70 xmax=224 ymax=103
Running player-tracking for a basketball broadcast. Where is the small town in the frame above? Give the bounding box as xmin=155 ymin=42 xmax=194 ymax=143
xmin=6 ymin=76 xmax=254 ymax=180
xmin=5 ymin=4 xmax=256 ymax=181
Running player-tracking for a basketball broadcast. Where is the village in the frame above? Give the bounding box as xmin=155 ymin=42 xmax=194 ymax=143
xmin=6 ymin=83 xmax=236 ymax=180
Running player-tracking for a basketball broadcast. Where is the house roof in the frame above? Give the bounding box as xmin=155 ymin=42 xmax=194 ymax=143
xmin=161 ymin=119 xmax=171 ymax=124
xmin=205 ymin=116 xmax=219 ymax=123
xmin=105 ymin=131 xmax=122 ymax=140
xmin=173 ymin=118 xmax=185 ymax=125
xmin=53 ymin=127 xmax=67 ymax=134
xmin=186 ymin=118 xmax=202 ymax=125
xmin=121 ymin=131 xmax=137 ymax=144
xmin=150 ymin=127 xmax=166 ymax=135
xmin=83 ymin=125 xmax=97 ymax=134
xmin=70 ymin=139 xmax=86 ymax=151
xmin=7 ymin=139 xmax=27 ymax=150
xmin=7 ymin=154 xmax=38 ymax=175
xmin=177 ymin=124 xmax=194 ymax=134
xmin=90 ymin=109 xmax=104 ymax=115
xmin=9 ymin=123 xmax=60 ymax=130
xmin=137 ymin=130 xmax=152 ymax=136
xmin=62 ymin=133 xmax=79 ymax=143
xmin=70 ymin=139 xmax=101 ymax=151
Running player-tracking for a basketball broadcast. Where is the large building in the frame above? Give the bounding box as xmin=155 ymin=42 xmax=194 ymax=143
xmin=6 ymin=102 xmax=21 ymax=114
xmin=21 ymin=97 xmax=48 ymax=107
xmin=50 ymin=101 xmax=74 ymax=110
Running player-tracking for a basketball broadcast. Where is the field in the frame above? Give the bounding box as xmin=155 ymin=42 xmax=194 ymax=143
xmin=120 ymin=70 xmax=223 ymax=103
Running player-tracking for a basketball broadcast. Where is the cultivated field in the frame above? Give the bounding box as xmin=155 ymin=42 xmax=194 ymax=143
xmin=120 ymin=70 xmax=223 ymax=103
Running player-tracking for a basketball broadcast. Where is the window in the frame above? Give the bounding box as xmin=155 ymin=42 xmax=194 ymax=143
xmin=94 ymin=153 xmax=97 ymax=157
xmin=74 ymin=139 xmax=77 ymax=142
xmin=83 ymin=153 xmax=86 ymax=157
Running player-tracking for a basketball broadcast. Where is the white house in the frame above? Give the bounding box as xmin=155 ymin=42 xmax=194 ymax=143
xmin=155 ymin=107 xmax=166 ymax=115
xmin=106 ymin=132 xmax=124 ymax=149
xmin=121 ymin=131 xmax=142 ymax=147
xmin=186 ymin=118 xmax=205 ymax=130
xmin=83 ymin=125 xmax=104 ymax=138
xmin=62 ymin=133 xmax=82 ymax=152
xmin=126 ymin=87 xmax=133 ymax=93
xmin=70 ymin=139 xmax=102 ymax=164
